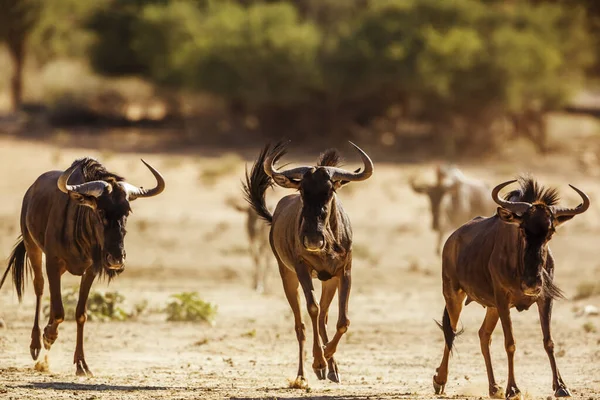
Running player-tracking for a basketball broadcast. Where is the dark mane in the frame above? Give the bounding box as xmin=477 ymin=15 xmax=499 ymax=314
xmin=317 ymin=149 xmax=343 ymax=167
xmin=72 ymin=157 xmax=125 ymax=183
xmin=503 ymin=176 xmax=560 ymax=206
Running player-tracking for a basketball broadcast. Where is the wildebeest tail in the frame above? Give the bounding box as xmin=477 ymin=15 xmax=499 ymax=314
xmin=243 ymin=142 xmax=285 ymax=225
xmin=435 ymin=306 xmax=463 ymax=352
xmin=0 ymin=236 xmax=30 ymax=302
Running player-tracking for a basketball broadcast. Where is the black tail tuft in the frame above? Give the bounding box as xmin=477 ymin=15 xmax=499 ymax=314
xmin=435 ymin=307 xmax=464 ymax=353
xmin=1 ymin=236 xmax=30 ymax=302
xmin=243 ymin=142 xmax=287 ymax=225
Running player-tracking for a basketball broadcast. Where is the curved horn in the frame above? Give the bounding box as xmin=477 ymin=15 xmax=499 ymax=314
xmin=120 ymin=159 xmax=165 ymax=201
xmin=263 ymin=142 xmax=312 ymax=188
xmin=57 ymin=160 xmax=110 ymax=198
xmin=551 ymin=184 xmax=590 ymax=217
xmin=491 ymin=180 xmax=531 ymax=215
xmin=327 ymin=141 xmax=374 ymax=182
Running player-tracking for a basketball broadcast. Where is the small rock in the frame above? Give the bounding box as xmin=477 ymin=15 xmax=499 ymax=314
xmin=577 ymin=305 xmax=600 ymax=317
xmin=583 ymin=305 xmax=599 ymax=316
xmin=0 ymin=318 xmax=5 ymax=328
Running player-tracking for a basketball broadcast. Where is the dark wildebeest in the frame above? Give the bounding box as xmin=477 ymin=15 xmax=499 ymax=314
xmin=226 ymin=197 xmax=272 ymax=293
xmin=0 ymin=157 xmax=165 ymax=376
xmin=244 ymin=141 xmax=373 ymax=385
xmin=411 ymin=164 xmax=495 ymax=254
xmin=433 ymin=177 xmax=589 ymax=399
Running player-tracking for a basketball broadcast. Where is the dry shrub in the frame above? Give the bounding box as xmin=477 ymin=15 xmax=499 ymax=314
xmin=574 ymin=282 xmax=600 ymax=300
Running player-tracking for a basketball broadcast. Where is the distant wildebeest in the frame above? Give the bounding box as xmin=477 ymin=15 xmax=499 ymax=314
xmin=410 ymin=164 xmax=495 ymax=254
xmin=433 ymin=177 xmax=589 ymax=399
xmin=226 ymin=197 xmax=272 ymax=293
xmin=244 ymin=141 xmax=373 ymax=385
xmin=0 ymin=157 xmax=165 ymax=376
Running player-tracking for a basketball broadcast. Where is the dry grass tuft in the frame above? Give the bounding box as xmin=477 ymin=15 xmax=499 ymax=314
xmin=287 ymin=376 xmax=308 ymax=389
xmin=574 ymin=282 xmax=600 ymax=300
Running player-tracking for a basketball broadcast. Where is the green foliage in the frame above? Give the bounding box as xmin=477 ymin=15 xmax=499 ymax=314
xmin=28 ymin=0 xmax=101 ymax=64
xmin=43 ymin=287 xmax=147 ymax=322
xmin=164 ymin=292 xmax=218 ymax=324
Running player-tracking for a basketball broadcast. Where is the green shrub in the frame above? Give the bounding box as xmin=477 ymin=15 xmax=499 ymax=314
xmin=164 ymin=292 xmax=218 ymax=324
xmin=43 ymin=288 xmax=146 ymax=322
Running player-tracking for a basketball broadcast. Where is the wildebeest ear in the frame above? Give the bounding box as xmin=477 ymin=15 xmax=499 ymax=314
xmin=69 ymin=192 xmax=97 ymax=210
xmin=554 ymin=214 xmax=575 ymax=227
xmin=496 ymin=207 xmax=521 ymax=224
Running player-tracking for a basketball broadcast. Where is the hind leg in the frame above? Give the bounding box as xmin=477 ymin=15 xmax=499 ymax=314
xmin=433 ymin=288 xmax=466 ymax=394
xmin=24 ymin=237 xmax=44 ymax=361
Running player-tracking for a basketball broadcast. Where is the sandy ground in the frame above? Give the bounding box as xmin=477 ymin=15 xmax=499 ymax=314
xmin=0 ymin=135 xmax=599 ymax=400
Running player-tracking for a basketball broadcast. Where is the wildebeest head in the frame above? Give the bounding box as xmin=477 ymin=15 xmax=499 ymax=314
xmin=264 ymin=141 xmax=373 ymax=252
xmin=410 ymin=165 xmax=458 ymax=230
xmin=57 ymin=158 xmax=165 ymax=271
xmin=492 ymin=178 xmax=589 ymax=295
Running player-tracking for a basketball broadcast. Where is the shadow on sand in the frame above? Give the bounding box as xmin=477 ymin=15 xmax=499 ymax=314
xmin=16 ymin=382 xmax=176 ymax=391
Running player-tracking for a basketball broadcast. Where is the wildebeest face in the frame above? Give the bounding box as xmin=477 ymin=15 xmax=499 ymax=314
xmin=299 ymin=168 xmax=335 ymax=252
xmin=70 ymin=186 xmax=130 ymax=271
xmin=497 ymin=205 xmax=570 ymax=295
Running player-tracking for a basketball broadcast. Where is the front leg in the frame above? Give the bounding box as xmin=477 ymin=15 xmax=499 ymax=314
xmin=497 ymin=297 xmax=522 ymax=400
xmin=74 ymin=268 xmax=97 ymax=377
xmin=537 ymin=297 xmax=571 ymax=397
xmin=324 ymin=267 xmax=351 ymax=361
xmin=43 ymin=258 xmax=66 ymax=351
xmin=296 ymin=264 xmax=326 ymax=380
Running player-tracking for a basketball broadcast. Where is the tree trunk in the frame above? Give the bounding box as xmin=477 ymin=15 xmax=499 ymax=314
xmin=8 ymin=38 xmax=25 ymax=113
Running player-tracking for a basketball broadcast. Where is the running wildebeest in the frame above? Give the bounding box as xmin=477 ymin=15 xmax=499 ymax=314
xmin=0 ymin=157 xmax=165 ymax=376
xmin=244 ymin=141 xmax=373 ymax=385
xmin=410 ymin=164 xmax=495 ymax=254
xmin=433 ymin=177 xmax=589 ymax=399
xmin=226 ymin=197 xmax=272 ymax=293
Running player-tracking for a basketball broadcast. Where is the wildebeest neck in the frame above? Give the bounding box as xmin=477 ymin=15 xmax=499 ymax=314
xmin=518 ymin=232 xmax=546 ymax=291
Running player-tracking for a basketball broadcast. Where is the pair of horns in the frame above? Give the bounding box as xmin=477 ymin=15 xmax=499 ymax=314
xmin=57 ymin=159 xmax=165 ymax=201
xmin=263 ymin=141 xmax=373 ymax=188
xmin=491 ymin=180 xmax=589 ymax=217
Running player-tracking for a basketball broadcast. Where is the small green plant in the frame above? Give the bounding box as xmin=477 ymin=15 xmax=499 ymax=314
xmin=241 ymin=329 xmax=256 ymax=338
xmin=198 ymin=153 xmax=242 ymax=187
xmin=583 ymin=322 xmax=597 ymax=333
xmin=574 ymin=282 xmax=600 ymax=300
xmin=165 ymin=292 xmax=217 ymax=324
xmin=43 ymin=288 xmax=146 ymax=322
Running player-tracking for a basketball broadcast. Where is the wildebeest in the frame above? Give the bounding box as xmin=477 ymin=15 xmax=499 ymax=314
xmin=226 ymin=197 xmax=272 ymax=293
xmin=410 ymin=164 xmax=495 ymax=254
xmin=244 ymin=141 xmax=373 ymax=385
xmin=433 ymin=177 xmax=589 ymax=399
xmin=0 ymin=157 xmax=165 ymax=376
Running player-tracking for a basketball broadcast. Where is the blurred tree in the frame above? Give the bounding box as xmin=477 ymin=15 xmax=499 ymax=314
xmin=0 ymin=0 xmax=41 ymax=111
xmin=29 ymin=0 xmax=103 ymax=64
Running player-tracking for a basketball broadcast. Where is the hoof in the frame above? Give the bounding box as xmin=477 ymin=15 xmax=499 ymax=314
xmin=433 ymin=376 xmax=445 ymax=395
xmin=554 ymin=387 xmax=571 ymax=397
xmin=42 ymin=334 xmax=54 ymax=350
xmin=326 ymin=357 xmax=340 ymax=383
xmin=327 ymin=370 xmax=340 ymax=383
xmin=75 ymin=360 xmax=93 ymax=377
xmin=505 ymin=390 xmax=523 ymax=400
xmin=313 ymin=367 xmax=326 ymax=380
xmin=30 ymin=346 xmax=41 ymax=361
xmin=490 ymin=384 xmax=504 ymax=399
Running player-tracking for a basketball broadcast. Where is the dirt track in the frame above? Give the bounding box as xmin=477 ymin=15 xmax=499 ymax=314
xmin=0 ymin=136 xmax=599 ymax=400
